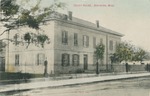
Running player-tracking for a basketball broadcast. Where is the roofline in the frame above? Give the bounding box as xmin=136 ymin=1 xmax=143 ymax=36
xmin=45 ymin=18 xmax=124 ymax=37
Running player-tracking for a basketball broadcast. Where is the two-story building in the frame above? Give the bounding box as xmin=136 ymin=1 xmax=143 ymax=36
xmin=5 ymin=12 xmax=123 ymax=74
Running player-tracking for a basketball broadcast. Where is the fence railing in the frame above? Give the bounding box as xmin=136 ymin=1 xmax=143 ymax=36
xmin=96 ymin=63 xmax=150 ymax=73
xmin=54 ymin=63 xmax=150 ymax=74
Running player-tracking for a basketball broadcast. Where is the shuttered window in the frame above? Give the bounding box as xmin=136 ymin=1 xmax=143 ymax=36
xmin=72 ymin=54 xmax=79 ymax=66
xmin=15 ymin=54 xmax=19 ymax=66
xmin=93 ymin=37 xmax=96 ymax=48
xmin=62 ymin=31 xmax=68 ymax=44
xmin=83 ymin=35 xmax=89 ymax=47
xmin=37 ymin=53 xmax=45 ymax=65
xmin=74 ymin=33 xmax=78 ymax=46
xmin=109 ymin=40 xmax=113 ymax=51
xmin=62 ymin=54 xmax=70 ymax=66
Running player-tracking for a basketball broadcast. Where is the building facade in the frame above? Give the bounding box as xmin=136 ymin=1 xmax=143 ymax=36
xmin=5 ymin=12 xmax=123 ymax=74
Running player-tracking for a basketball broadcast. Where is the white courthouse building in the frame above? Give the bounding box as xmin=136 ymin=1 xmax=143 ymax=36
xmin=5 ymin=12 xmax=123 ymax=74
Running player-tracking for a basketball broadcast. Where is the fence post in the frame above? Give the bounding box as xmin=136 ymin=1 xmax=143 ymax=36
xmin=147 ymin=64 xmax=149 ymax=72
xmin=111 ymin=64 xmax=114 ymax=73
xmin=125 ymin=63 xmax=128 ymax=73
xmin=96 ymin=62 xmax=99 ymax=74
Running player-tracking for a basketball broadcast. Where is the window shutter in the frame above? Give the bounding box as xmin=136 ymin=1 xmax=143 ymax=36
xmin=78 ymin=55 xmax=79 ymax=66
xmin=62 ymin=54 xmax=64 ymax=66
xmin=93 ymin=37 xmax=96 ymax=48
xmin=66 ymin=32 xmax=68 ymax=44
xmin=37 ymin=54 xmax=39 ymax=65
xmin=83 ymin=36 xmax=85 ymax=46
xmin=72 ymin=55 xmax=74 ymax=66
xmin=86 ymin=36 xmax=89 ymax=47
xmin=62 ymin=31 xmax=64 ymax=43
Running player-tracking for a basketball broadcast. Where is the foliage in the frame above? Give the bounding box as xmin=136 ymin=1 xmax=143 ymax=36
xmin=94 ymin=43 xmax=105 ymax=62
xmin=110 ymin=42 xmax=133 ymax=63
xmin=0 ymin=0 xmax=65 ymax=48
xmin=132 ymin=48 xmax=147 ymax=63
xmin=12 ymin=32 xmax=50 ymax=48
xmin=110 ymin=53 xmax=119 ymax=63
xmin=111 ymin=41 xmax=149 ymax=64
xmin=0 ymin=41 xmax=6 ymax=52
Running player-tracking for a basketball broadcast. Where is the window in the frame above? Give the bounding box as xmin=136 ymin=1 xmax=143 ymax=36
xmin=93 ymin=55 xmax=97 ymax=64
xmin=93 ymin=37 xmax=96 ymax=48
xmin=15 ymin=54 xmax=19 ymax=66
xmin=100 ymin=38 xmax=103 ymax=44
xmin=109 ymin=40 xmax=113 ymax=51
xmin=83 ymin=35 xmax=89 ymax=47
xmin=72 ymin=54 xmax=79 ymax=66
xmin=62 ymin=54 xmax=70 ymax=66
xmin=14 ymin=34 xmax=19 ymax=46
xmin=62 ymin=31 xmax=68 ymax=44
xmin=37 ymin=53 xmax=45 ymax=65
xmin=74 ymin=33 xmax=78 ymax=46
xmin=115 ymin=41 xmax=118 ymax=50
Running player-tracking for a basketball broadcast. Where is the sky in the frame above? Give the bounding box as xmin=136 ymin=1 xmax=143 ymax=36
xmin=41 ymin=0 xmax=150 ymax=51
xmin=1 ymin=0 xmax=150 ymax=51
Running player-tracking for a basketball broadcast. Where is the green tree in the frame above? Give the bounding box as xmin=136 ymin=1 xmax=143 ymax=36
xmin=111 ymin=42 xmax=133 ymax=63
xmin=110 ymin=53 xmax=119 ymax=64
xmin=94 ymin=43 xmax=105 ymax=74
xmin=0 ymin=41 xmax=6 ymax=52
xmin=132 ymin=48 xmax=147 ymax=64
xmin=0 ymin=0 xmax=65 ymax=47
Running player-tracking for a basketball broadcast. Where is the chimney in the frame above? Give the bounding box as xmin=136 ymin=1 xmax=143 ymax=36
xmin=68 ymin=11 xmax=72 ymax=20
xmin=96 ymin=20 xmax=99 ymax=28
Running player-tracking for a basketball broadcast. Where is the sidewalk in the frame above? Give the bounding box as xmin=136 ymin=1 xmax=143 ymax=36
xmin=1 ymin=72 xmax=150 ymax=93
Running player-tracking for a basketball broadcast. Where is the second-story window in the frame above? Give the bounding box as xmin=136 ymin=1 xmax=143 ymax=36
xmin=100 ymin=38 xmax=103 ymax=44
xmin=93 ymin=37 xmax=96 ymax=48
xmin=109 ymin=40 xmax=113 ymax=51
xmin=83 ymin=35 xmax=89 ymax=47
xmin=74 ymin=33 xmax=78 ymax=46
xmin=62 ymin=31 xmax=68 ymax=44
xmin=14 ymin=34 xmax=19 ymax=46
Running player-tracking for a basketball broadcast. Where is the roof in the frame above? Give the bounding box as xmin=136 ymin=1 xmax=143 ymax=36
xmin=46 ymin=12 xmax=124 ymax=37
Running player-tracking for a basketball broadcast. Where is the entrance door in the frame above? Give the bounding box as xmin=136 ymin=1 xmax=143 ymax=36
xmin=83 ymin=54 xmax=88 ymax=70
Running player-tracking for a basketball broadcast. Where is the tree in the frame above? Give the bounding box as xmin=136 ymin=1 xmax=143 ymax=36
xmin=110 ymin=42 xmax=133 ymax=63
xmin=0 ymin=0 xmax=65 ymax=48
xmin=94 ymin=43 xmax=105 ymax=74
xmin=132 ymin=48 xmax=147 ymax=64
xmin=0 ymin=41 xmax=6 ymax=52
xmin=110 ymin=53 xmax=119 ymax=64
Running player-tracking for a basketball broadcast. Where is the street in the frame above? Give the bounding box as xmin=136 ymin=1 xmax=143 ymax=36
xmin=1 ymin=77 xmax=150 ymax=96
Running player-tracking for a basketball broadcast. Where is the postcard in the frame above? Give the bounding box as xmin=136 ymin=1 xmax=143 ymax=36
xmin=0 ymin=0 xmax=150 ymax=96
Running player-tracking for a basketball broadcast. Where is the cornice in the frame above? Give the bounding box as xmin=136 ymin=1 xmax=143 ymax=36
xmin=46 ymin=18 xmax=124 ymax=37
